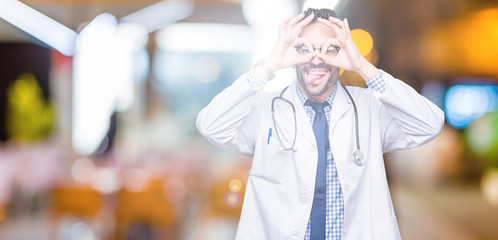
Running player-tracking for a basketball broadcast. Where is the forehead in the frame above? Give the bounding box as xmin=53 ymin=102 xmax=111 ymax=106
xmin=298 ymin=22 xmax=337 ymax=45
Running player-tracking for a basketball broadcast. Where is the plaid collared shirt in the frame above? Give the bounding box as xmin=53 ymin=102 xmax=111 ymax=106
xmin=297 ymin=83 xmax=344 ymax=240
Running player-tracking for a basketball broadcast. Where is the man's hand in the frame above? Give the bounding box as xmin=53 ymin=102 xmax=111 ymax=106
xmin=318 ymin=17 xmax=380 ymax=80
xmin=264 ymin=13 xmax=316 ymax=71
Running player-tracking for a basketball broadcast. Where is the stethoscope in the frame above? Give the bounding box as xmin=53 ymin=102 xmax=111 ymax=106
xmin=271 ymin=82 xmax=365 ymax=166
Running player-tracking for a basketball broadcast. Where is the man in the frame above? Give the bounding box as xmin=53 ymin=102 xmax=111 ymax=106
xmin=197 ymin=8 xmax=444 ymax=240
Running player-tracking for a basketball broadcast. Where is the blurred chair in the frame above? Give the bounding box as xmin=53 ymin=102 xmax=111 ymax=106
xmin=113 ymin=177 xmax=176 ymax=240
xmin=0 ymin=203 xmax=5 ymax=223
xmin=49 ymin=184 xmax=103 ymax=239
xmin=51 ymin=185 xmax=101 ymax=217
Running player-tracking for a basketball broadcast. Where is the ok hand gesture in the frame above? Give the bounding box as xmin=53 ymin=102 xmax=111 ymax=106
xmin=265 ymin=13 xmax=316 ymax=71
xmin=316 ymin=17 xmax=365 ymax=71
xmin=317 ymin=17 xmax=380 ymax=79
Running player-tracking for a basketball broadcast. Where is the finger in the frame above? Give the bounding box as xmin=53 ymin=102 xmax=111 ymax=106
xmin=280 ymin=17 xmax=290 ymax=30
xmin=325 ymin=17 xmax=345 ymax=30
xmin=322 ymin=17 xmax=347 ymax=41
xmin=278 ymin=17 xmax=292 ymax=39
xmin=288 ymin=13 xmax=305 ymax=27
xmin=294 ymin=37 xmax=314 ymax=50
xmin=342 ymin=18 xmax=347 ymax=42
xmin=319 ymin=17 xmax=346 ymax=41
xmin=279 ymin=17 xmax=291 ymax=36
xmin=281 ymin=16 xmax=291 ymax=25
xmin=344 ymin=18 xmax=351 ymax=32
xmin=318 ymin=18 xmax=343 ymax=39
xmin=321 ymin=38 xmax=341 ymax=54
xmin=294 ymin=38 xmax=315 ymax=61
xmin=294 ymin=13 xmax=314 ymax=30
xmin=317 ymin=18 xmax=338 ymax=29
xmin=291 ymin=13 xmax=314 ymax=37
xmin=344 ymin=18 xmax=353 ymax=40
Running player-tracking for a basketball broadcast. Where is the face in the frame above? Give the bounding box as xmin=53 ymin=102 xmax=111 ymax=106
xmin=296 ymin=22 xmax=340 ymax=101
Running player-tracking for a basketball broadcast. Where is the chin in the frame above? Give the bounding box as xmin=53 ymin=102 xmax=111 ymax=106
xmin=305 ymin=83 xmax=329 ymax=97
xmin=296 ymin=64 xmax=338 ymax=98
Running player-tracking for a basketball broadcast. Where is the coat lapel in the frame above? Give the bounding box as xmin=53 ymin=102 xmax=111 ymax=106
xmin=287 ymin=81 xmax=316 ymax=148
xmin=329 ymin=83 xmax=352 ymax=134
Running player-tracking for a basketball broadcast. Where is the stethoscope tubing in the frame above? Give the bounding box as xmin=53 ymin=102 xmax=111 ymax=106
xmin=271 ymin=86 xmax=297 ymax=151
xmin=339 ymin=83 xmax=361 ymax=155
xmin=271 ymin=82 xmax=365 ymax=166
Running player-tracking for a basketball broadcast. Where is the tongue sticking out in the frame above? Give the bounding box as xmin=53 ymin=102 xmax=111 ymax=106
xmin=306 ymin=70 xmax=328 ymax=84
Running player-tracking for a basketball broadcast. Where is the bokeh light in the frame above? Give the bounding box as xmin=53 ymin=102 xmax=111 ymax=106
xmin=71 ymin=157 xmax=96 ymax=184
xmin=224 ymin=191 xmax=241 ymax=208
xmin=91 ymin=168 xmax=120 ymax=194
xmin=481 ymin=168 xmax=498 ymax=207
xmin=228 ymin=179 xmax=242 ymax=193
xmin=445 ymin=84 xmax=498 ymax=129
xmin=122 ymin=168 xmax=148 ymax=193
xmin=70 ymin=222 xmax=95 ymax=240
xmin=466 ymin=112 xmax=498 ymax=155
xmin=351 ymin=29 xmax=374 ymax=56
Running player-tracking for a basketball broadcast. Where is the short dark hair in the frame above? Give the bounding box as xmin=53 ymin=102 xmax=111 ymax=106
xmin=302 ymin=8 xmax=337 ymax=23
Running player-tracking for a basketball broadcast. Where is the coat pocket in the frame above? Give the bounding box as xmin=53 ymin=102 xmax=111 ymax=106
xmin=250 ymin=140 xmax=292 ymax=184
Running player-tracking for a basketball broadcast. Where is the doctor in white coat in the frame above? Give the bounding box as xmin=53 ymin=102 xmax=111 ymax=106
xmin=197 ymin=8 xmax=444 ymax=240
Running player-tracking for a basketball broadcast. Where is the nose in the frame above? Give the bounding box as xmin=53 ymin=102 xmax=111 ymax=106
xmin=310 ymin=53 xmax=324 ymax=65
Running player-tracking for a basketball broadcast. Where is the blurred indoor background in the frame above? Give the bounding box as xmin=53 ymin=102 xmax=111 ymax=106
xmin=0 ymin=0 xmax=497 ymax=239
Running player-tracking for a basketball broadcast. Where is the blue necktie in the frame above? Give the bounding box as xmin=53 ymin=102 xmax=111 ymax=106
xmin=306 ymin=100 xmax=329 ymax=240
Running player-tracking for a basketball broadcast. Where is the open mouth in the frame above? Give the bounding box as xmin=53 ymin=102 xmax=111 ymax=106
xmin=304 ymin=68 xmax=330 ymax=85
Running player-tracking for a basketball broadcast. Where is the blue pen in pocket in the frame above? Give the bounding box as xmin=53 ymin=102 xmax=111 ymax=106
xmin=267 ymin=128 xmax=272 ymax=145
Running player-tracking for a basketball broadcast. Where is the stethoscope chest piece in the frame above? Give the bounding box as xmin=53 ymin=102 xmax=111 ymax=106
xmin=353 ymin=150 xmax=365 ymax=166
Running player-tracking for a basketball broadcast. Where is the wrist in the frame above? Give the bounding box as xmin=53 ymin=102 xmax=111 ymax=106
xmin=254 ymin=59 xmax=276 ymax=80
xmin=355 ymin=59 xmax=380 ymax=81
xmin=264 ymin=56 xmax=280 ymax=72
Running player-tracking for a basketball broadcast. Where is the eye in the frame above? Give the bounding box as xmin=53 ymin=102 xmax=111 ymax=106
xmin=295 ymin=45 xmax=310 ymax=55
xmin=326 ymin=46 xmax=340 ymax=55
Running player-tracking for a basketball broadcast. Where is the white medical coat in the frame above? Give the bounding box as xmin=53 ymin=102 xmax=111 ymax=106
xmin=196 ymin=70 xmax=445 ymax=240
